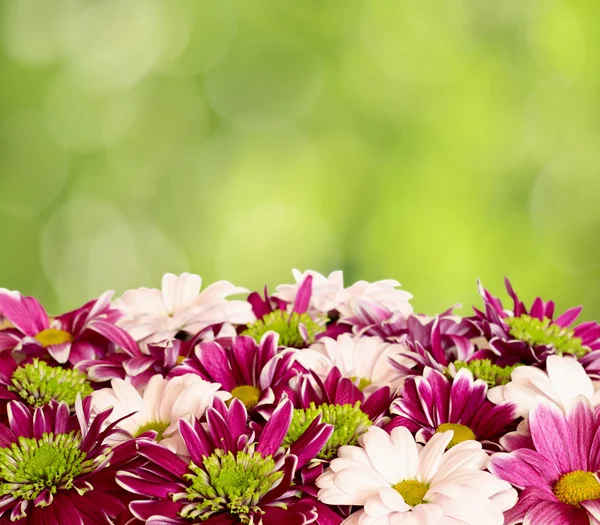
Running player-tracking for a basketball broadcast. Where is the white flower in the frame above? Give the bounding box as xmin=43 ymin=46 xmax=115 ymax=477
xmin=274 ymin=269 xmax=413 ymax=318
xmin=488 ymin=355 xmax=600 ymax=417
xmin=291 ymin=334 xmax=414 ymax=392
xmin=317 ymin=426 xmax=517 ymax=525
xmin=91 ymin=374 xmax=230 ymax=455
xmin=114 ymin=273 xmax=254 ymax=343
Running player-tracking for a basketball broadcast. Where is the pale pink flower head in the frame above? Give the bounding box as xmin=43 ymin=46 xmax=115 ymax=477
xmin=114 ymin=272 xmax=254 ymax=344
xmin=91 ymin=373 xmax=230 ymax=455
xmin=274 ymin=269 xmax=345 ymax=313
xmin=317 ymin=426 xmax=517 ymax=525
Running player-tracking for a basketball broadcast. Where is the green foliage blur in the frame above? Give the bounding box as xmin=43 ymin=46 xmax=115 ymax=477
xmin=1 ymin=0 xmax=599 ymax=320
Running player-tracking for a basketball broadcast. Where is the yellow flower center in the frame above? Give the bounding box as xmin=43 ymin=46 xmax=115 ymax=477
xmin=392 ymin=479 xmax=430 ymax=507
xmin=134 ymin=421 xmax=170 ymax=441
xmin=34 ymin=329 xmax=73 ymax=347
xmin=435 ymin=423 xmax=476 ymax=448
xmin=350 ymin=376 xmax=373 ymax=391
xmin=553 ymin=470 xmax=600 ymax=507
xmin=230 ymin=385 xmax=261 ymax=410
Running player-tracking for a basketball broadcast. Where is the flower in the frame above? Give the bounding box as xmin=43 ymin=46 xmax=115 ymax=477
xmin=174 ymin=333 xmax=300 ymax=416
xmin=489 ymin=397 xmax=600 ymax=524
xmin=0 ymin=289 xmax=138 ymax=365
xmin=473 ymin=278 xmax=600 ymax=370
xmin=116 ymin=398 xmax=334 ymax=524
xmin=488 ymin=354 xmax=600 ymax=417
xmin=114 ymin=273 xmax=254 ymax=344
xmin=388 ymin=367 xmax=518 ymax=451
xmin=290 ymin=333 xmax=413 ymax=392
xmin=0 ymin=397 xmax=134 ymax=524
xmin=91 ymin=374 xmax=229 ymax=455
xmin=316 ymin=426 xmax=517 ymax=525
xmin=274 ymin=269 xmax=345 ymax=314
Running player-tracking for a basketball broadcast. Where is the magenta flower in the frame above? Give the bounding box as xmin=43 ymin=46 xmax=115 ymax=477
xmin=388 ymin=367 xmax=518 ymax=451
xmin=490 ymin=397 xmax=600 ymax=524
xmin=0 ymin=290 xmax=139 ymax=366
xmin=0 ymin=398 xmax=134 ymax=524
xmin=473 ymin=279 xmax=600 ymax=371
xmin=116 ymin=398 xmax=335 ymax=524
xmin=173 ymin=333 xmax=301 ymax=416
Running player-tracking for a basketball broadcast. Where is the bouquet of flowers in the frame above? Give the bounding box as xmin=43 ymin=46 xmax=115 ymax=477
xmin=0 ymin=270 xmax=599 ymax=525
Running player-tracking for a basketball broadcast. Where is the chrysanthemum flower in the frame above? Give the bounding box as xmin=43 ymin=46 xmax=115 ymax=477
xmin=290 ymin=334 xmax=413 ymax=392
xmin=91 ymin=374 xmax=228 ymax=455
xmin=174 ymin=333 xmax=300 ymax=416
xmin=489 ymin=354 xmax=600 ymax=417
xmin=114 ymin=273 xmax=254 ymax=344
xmin=116 ymin=398 xmax=334 ymax=524
xmin=473 ymin=278 xmax=600 ymax=372
xmin=316 ymin=426 xmax=517 ymax=525
xmin=0 ymin=289 xmax=138 ymax=365
xmin=0 ymin=398 xmax=134 ymax=524
xmin=388 ymin=367 xmax=518 ymax=451
xmin=489 ymin=396 xmax=600 ymax=524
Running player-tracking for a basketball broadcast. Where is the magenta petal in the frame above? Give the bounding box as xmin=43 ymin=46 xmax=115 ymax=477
xmin=525 ymin=500 xmax=589 ymax=525
xmin=257 ymin=400 xmax=293 ymax=457
xmin=0 ymin=292 xmax=48 ymax=336
xmin=489 ymin=449 xmax=559 ymax=489
xmin=137 ymin=441 xmax=189 ymax=478
xmin=554 ymin=306 xmax=583 ymax=328
xmin=292 ymin=275 xmax=313 ymax=314
xmin=89 ymin=320 xmax=140 ymax=357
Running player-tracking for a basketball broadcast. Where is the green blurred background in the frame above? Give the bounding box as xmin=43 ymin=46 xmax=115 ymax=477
xmin=1 ymin=0 xmax=599 ymax=319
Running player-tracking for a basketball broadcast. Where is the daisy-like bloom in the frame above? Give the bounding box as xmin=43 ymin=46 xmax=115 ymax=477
xmin=0 ymin=397 xmax=134 ymax=524
xmin=91 ymin=374 xmax=229 ymax=455
xmin=116 ymin=398 xmax=334 ymax=524
xmin=114 ymin=272 xmax=254 ymax=344
xmin=290 ymin=333 xmax=414 ymax=392
xmin=490 ymin=396 xmax=600 ymax=524
xmin=243 ymin=276 xmax=329 ymax=349
xmin=0 ymin=355 xmax=93 ymax=411
xmin=317 ymin=426 xmax=517 ymax=525
xmin=0 ymin=289 xmax=138 ymax=365
xmin=473 ymin=278 xmax=600 ymax=372
xmin=174 ymin=333 xmax=300 ymax=416
xmin=488 ymin=354 xmax=600 ymax=418
xmin=388 ymin=367 xmax=518 ymax=451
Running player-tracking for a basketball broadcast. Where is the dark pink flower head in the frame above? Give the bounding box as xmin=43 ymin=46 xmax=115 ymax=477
xmin=490 ymin=397 xmax=600 ymax=524
xmin=172 ymin=333 xmax=302 ymax=418
xmin=0 ymin=397 xmax=134 ymax=524
xmin=0 ymin=290 xmax=139 ymax=367
xmin=473 ymin=279 xmax=600 ymax=373
xmin=116 ymin=398 xmax=334 ymax=524
xmin=388 ymin=367 xmax=518 ymax=452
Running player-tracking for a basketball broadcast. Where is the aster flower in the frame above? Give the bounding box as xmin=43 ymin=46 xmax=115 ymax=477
xmin=473 ymin=278 xmax=600 ymax=372
xmin=316 ymin=426 xmax=517 ymax=525
xmin=0 ymin=289 xmax=138 ymax=365
xmin=290 ymin=333 xmax=414 ymax=392
xmin=489 ymin=396 xmax=600 ymax=524
xmin=488 ymin=354 xmax=600 ymax=418
xmin=388 ymin=367 xmax=518 ymax=451
xmin=116 ymin=398 xmax=334 ymax=524
xmin=0 ymin=397 xmax=134 ymax=524
xmin=174 ymin=333 xmax=300 ymax=416
xmin=91 ymin=374 xmax=229 ymax=455
xmin=114 ymin=273 xmax=254 ymax=344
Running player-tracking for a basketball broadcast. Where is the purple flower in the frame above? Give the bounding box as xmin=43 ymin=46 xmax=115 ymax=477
xmin=388 ymin=367 xmax=518 ymax=451
xmin=0 ymin=290 xmax=139 ymax=366
xmin=0 ymin=398 xmax=134 ymax=524
xmin=172 ymin=333 xmax=301 ymax=417
xmin=490 ymin=397 xmax=600 ymax=524
xmin=116 ymin=398 xmax=335 ymax=524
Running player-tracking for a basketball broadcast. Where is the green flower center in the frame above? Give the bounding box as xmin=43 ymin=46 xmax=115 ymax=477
xmin=178 ymin=449 xmax=284 ymax=522
xmin=230 ymin=385 xmax=262 ymax=410
xmin=392 ymin=479 xmax=430 ymax=507
xmin=134 ymin=421 xmax=170 ymax=441
xmin=34 ymin=329 xmax=73 ymax=348
xmin=283 ymin=402 xmax=372 ymax=460
xmin=0 ymin=432 xmax=98 ymax=507
xmin=553 ymin=470 xmax=600 ymax=507
xmin=435 ymin=423 xmax=476 ymax=448
xmin=350 ymin=376 xmax=373 ymax=391
xmin=505 ymin=315 xmax=587 ymax=357
xmin=452 ymin=359 xmax=521 ymax=387
xmin=242 ymin=310 xmax=325 ymax=348
xmin=9 ymin=359 xmax=93 ymax=409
